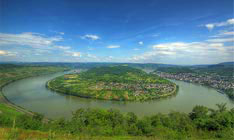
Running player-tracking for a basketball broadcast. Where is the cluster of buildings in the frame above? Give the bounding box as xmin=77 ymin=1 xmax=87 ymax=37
xmin=89 ymin=82 xmax=175 ymax=95
xmin=157 ymin=72 xmax=234 ymax=92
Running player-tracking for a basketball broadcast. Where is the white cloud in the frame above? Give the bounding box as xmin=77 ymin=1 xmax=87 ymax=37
xmin=227 ymin=18 xmax=234 ymax=24
xmin=211 ymin=31 xmax=234 ymax=37
xmin=0 ymin=50 xmax=7 ymax=55
xmin=107 ymin=45 xmax=120 ymax=48
xmin=0 ymin=32 xmax=88 ymax=61
xmin=208 ymin=43 xmax=224 ymax=47
xmin=138 ymin=41 xmax=144 ymax=45
xmin=204 ymin=18 xmax=234 ymax=30
xmin=215 ymin=31 xmax=234 ymax=37
xmin=0 ymin=50 xmax=17 ymax=56
xmin=63 ymin=50 xmax=82 ymax=57
xmin=49 ymin=30 xmax=65 ymax=35
xmin=81 ymin=34 xmax=100 ymax=40
xmin=206 ymin=37 xmax=234 ymax=43
xmin=152 ymin=34 xmax=159 ymax=37
xmin=72 ymin=52 xmax=81 ymax=57
xmin=0 ymin=32 xmax=63 ymax=48
xmin=86 ymin=53 xmax=97 ymax=59
xmin=133 ymin=48 xmax=140 ymax=51
xmin=130 ymin=41 xmax=233 ymax=64
xmin=55 ymin=46 xmax=71 ymax=50
xmin=221 ymin=31 xmax=234 ymax=36
xmin=59 ymin=32 xmax=65 ymax=35
xmin=205 ymin=24 xmax=215 ymax=30
xmin=88 ymin=47 xmax=94 ymax=51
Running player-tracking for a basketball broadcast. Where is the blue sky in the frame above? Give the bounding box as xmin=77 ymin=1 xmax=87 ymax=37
xmin=0 ymin=0 xmax=233 ymax=64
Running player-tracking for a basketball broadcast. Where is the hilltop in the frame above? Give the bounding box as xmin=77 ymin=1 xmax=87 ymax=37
xmin=47 ymin=66 xmax=177 ymax=101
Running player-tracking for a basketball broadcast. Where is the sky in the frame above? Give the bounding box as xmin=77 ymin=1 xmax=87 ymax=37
xmin=0 ymin=0 xmax=233 ymax=64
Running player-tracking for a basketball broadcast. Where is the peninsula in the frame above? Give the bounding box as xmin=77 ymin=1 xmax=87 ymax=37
xmin=47 ymin=66 xmax=177 ymax=101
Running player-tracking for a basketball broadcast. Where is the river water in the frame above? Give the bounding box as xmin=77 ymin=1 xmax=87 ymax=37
xmin=2 ymin=72 xmax=234 ymax=119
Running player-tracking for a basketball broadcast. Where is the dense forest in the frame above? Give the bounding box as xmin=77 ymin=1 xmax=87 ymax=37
xmin=48 ymin=66 xmax=177 ymax=101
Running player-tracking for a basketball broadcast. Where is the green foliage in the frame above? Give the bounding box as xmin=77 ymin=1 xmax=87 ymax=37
xmin=0 ymin=64 xmax=70 ymax=137
xmin=7 ymin=128 xmax=19 ymax=140
xmin=225 ymin=89 xmax=234 ymax=100
xmin=0 ymin=104 xmax=23 ymax=127
xmin=0 ymin=104 xmax=234 ymax=139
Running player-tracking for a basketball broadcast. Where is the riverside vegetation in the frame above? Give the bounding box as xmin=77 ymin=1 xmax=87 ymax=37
xmin=0 ymin=103 xmax=234 ymax=139
xmin=0 ymin=64 xmax=234 ymax=139
xmin=47 ymin=66 xmax=177 ymax=101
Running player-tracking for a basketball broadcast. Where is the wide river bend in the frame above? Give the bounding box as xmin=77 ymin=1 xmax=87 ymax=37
xmin=2 ymin=72 xmax=234 ymax=119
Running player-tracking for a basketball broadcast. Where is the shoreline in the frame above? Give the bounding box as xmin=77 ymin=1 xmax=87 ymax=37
xmin=0 ymin=71 xmax=69 ymax=122
xmin=166 ymin=77 xmax=233 ymax=100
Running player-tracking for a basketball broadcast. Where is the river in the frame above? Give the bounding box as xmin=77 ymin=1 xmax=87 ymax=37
xmin=2 ymin=71 xmax=234 ymax=119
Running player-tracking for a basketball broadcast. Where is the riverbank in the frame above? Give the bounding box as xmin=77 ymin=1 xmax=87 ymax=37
xmin=156 ymin=71 xmax=234 ymax=101
xmin=0 ymin=77 xmax=43 ymax=117
xmin=165 ymin=77 xmax=233 ymax=102
xmin=158 ymin=84 xmax=178 ymax=98
xmin=0 ymin=65 xmax=69 ymax=122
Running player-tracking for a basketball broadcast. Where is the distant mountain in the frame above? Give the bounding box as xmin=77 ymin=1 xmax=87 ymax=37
xmin=0 ymin=61 xmax=233 ymax=69
xmin=217 ymin=62 xmax=234 ymax=66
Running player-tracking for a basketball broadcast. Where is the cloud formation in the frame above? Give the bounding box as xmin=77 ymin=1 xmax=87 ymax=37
xmin=206 ymin=38 xmax=234 ymax=43
xmin=0 ymin=50 xmax=17 ymax=56
xmin=72 ymin=52 xmax=81 ymax=57
xmin=0 ymin=32 xmax=85 ymax=61
xmin=81 ymin=34 xmax=100 ymax=40
xmin=0 ymin=32 xmax=63 ymax=48
xmin=205 ymin=24 xmax=215 ymax=30
xmin=55 ymin=46 xmax=71 ymax=50
xmin=133 ymin=48 xmax=140 ymax=51
xmin=138 ymin=41 xmax=144 ymax=45
xmin=107 ymin=45 xmax=120 ymax=48
xmin=131 ymin=41 xmax=233 ymax=64
xmin=0 ymin=50 xmax=7 ymax=55
xmin=204 ymin=18 xmax=234 ymax=30
xmin=210 ymin=31 xmax=234 ymax=38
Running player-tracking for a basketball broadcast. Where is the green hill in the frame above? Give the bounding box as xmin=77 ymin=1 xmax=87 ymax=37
xmin=47 ymin=66 xmax=177 ymax=101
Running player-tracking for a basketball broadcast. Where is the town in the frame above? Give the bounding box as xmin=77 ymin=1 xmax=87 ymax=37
xmin=89 ymin=82 xmax=175 ymax=96
xmin=156 ymin=71 xmax=234 ymax=99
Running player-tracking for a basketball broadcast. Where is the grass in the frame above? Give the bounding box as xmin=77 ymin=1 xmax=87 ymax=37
xmin=0 ymin=128 xmax=230 ymax=140
xmin=0 ymin=128 xmax=142 ymax=140
xmin=0 ymin=103 xmax=23 ymax=118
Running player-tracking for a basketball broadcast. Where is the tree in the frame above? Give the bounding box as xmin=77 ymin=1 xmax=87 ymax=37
xmin=189 ymin=105 xmax=209 ymax=120
xmin=136 ymin=117 xmax=153 ymax=135
xmin=216 ymin=103 xmax=227 ymax=113
xmin=126 ymin=112 xmax=138 ymax=125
